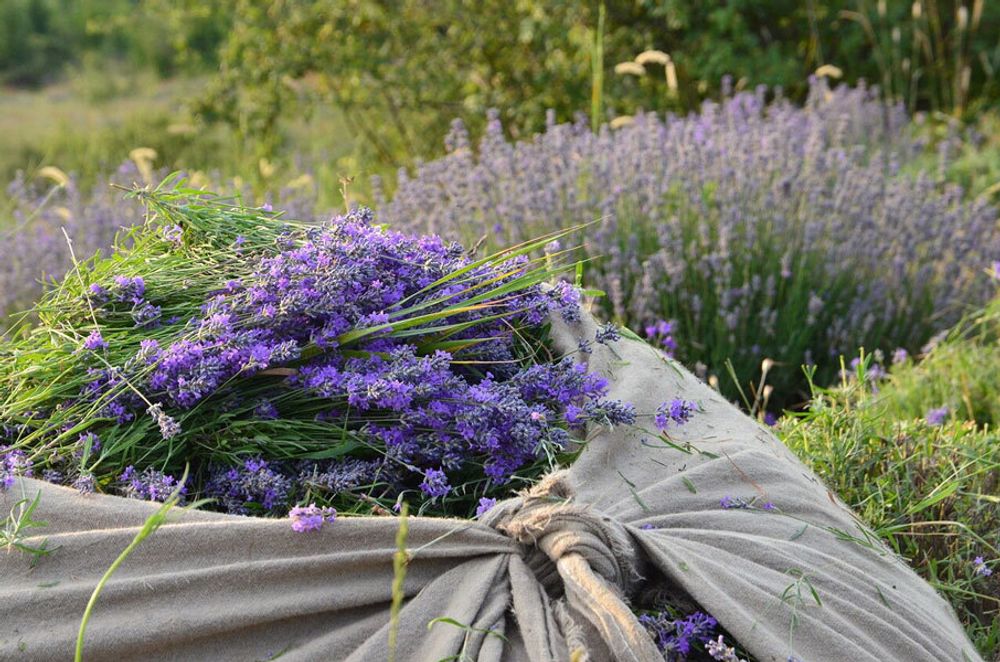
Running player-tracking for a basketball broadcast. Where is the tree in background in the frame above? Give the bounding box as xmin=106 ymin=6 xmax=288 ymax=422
xmin=196 ymin=0 xmax=999 ymax=166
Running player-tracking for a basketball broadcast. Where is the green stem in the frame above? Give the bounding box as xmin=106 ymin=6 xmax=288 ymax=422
xmin=75 ymin=471 xmax=196 ymax=662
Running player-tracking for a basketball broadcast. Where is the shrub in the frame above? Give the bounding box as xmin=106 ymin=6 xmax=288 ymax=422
xmin=197 ymin=0 xmax=1000 ymax=167
xmin=377 ymin=79 xmax=1000 ymax=407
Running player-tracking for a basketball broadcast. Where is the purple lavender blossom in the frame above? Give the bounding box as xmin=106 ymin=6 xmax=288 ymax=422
xmin=720 ymin=495 xmax=750 ymax=509
xmin=707 ymin=635 xmax=748 ymax=662
xmin=655 ymin=398 xmax=696 ymax=430
xmin=476 ymin=497 xmax=497 ymax=518
xmin=206 ymin=457 xmax=291 ymax=514
xmin=82 ymin=329 xmax=108 ymax=351
xmin=41 ymin=469 xmax=64 ymax=484
xmin=583 ymin=400 xmax=637 ymax=427
xmin=254 ymin=399 xmax=279 ymax=420
xmin=136 ymin=338 xmax=161 ymax=364
xmin=925 ymin=406 xmax=949 ymax=426
xmin=112 ymin=276 xmax=145 ymax=304
xmin=131 ymin=301 xmax=162 ymax=328
xmin=639 ymin=608 xmax=718 ymax=659
xmin=119 ymin=465 xmax=185 ymax=502
xmin=73 ymin=473 xmax=96 ymax=494
xmin=595 ymin=322 xmax=621 ymax=344
xmin=891 ymin=348 xmax=909 ymax=365
xmin=973 ymin=556 xmax=993 ymax=578
xmin=1 ymin=446 xmax=33 ymax=490
xmin=419 ymin=468 xmax=451 ymax=498
xmin=289 ymin=503 xmax=337 ymax=532
xmin=548 ymin=281 xmax=582 ymax=323
xmin=644 ymin=320 xmax=678 ymax=357
xmin=147 ymin=403 xmax=181 ymax=440
xmin=74 ymin=432 xmax=102 ymax=464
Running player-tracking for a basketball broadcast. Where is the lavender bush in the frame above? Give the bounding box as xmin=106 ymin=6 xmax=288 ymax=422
xmin=376 ymin=78 xmax=1000 ymax=404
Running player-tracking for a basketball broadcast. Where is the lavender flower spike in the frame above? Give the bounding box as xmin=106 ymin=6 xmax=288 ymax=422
xmin=289 ymin=504 xmax=337 ymax=533
xmin=147 ymin=403 xmax=182 ymax=440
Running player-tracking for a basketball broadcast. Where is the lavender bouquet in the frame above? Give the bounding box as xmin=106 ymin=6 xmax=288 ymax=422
xmin=0 ymin=180 xmax=631 ymax=522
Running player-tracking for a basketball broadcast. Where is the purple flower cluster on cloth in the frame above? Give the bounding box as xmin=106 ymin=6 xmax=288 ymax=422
xmin=476 ymin=497 xmax=497 ymax=518
xmin=205 ymin=457 xmax=292 ymax=515
xmin=644 ymin=320 xmax=678 ymax=357
xmin=595 ymin=322 xmax=621 ymax=344
xmin=720 ymin=495 xmax=751 ymax=510
xmin=289 ymin=503 xmax=337 ymax=532
xmin=639 ymin=609 xmax=719 ymax=660
xmin=655 ymin=398 xmax=696 ymax=430
xmin=73 ymin=473 xmax=96 ymax=494
xmin=119 ymin=465 xmax=185 ymax=502
xmin=133 ymin=208 xmax=577 ymax=418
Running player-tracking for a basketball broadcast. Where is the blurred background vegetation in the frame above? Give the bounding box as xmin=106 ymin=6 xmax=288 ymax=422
xmin=2 ymin=0 xmax=998 ymax=208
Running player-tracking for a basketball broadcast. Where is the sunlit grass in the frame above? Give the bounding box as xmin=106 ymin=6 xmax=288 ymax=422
xmin=780 ymin=349 xmax=1000 ymax=657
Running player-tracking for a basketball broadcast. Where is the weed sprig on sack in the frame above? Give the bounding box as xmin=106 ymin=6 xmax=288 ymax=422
xmin=0 ymin=179 xmax=635 ymax=521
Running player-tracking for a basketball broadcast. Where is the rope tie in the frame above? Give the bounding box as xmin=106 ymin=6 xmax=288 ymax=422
xmin=482 ymin=471 xmax=662 ymax=662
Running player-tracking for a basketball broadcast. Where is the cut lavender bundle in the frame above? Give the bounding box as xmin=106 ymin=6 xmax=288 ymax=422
xmin=0 ymin=181 xmax=628 ymax=521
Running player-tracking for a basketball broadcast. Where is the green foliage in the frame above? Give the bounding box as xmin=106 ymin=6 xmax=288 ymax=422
xmin=0 ymin=0 xmax=230 ymax=86
xmin=197 ymin=0 xmax=1000 ymax=167
xmin=196 ymin=0 xmax=601 ymax=163
xmin=872 ymin=289 xmax=1000 ymax=427
xmin=935 ymin=112 xmax=1000 ymax=204
xmin=0 ymin=0 xmax=74 ymax=86
xmin=780 ymin=352 xmax=1000 ymax=656
xmin=840 ymin=0 xmax=1000 ymax=117
xmin=1 ymin=489 xmax=51 ymax=561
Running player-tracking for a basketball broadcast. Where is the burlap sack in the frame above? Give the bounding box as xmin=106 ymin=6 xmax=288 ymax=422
xmin=0 ymin=309 xmax=981 ymax=661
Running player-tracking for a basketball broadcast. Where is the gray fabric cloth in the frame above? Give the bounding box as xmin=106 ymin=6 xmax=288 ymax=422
xmin=0 ymin=309 xmax=981 ymax=662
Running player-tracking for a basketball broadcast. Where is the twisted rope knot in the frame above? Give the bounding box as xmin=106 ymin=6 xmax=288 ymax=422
xmin=481 ymin=471 xmax=660 ymax=661
xmin=483 ymin=471 xmax=642 ymax=597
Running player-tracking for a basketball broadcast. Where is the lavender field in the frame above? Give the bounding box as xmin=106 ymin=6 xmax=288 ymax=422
xmin=2 ymin=3 xmax=999 ymax=660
